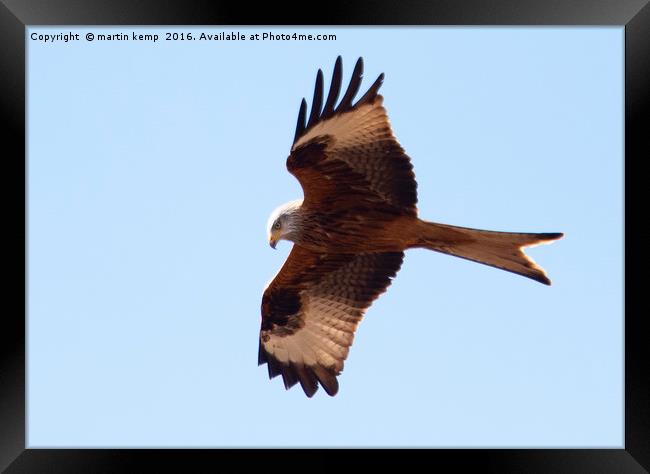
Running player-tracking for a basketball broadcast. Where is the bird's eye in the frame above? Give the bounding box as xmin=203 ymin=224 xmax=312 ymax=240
xmin=273 ymin=221 xmax=281 ymax=230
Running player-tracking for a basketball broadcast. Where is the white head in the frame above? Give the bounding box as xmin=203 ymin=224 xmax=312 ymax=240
xmin=267 ymin=199 xmax=303 ymax=248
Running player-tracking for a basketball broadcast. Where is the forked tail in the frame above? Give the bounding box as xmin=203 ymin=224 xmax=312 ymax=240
xmin=412 ymin=220 xmax=563 ymax=285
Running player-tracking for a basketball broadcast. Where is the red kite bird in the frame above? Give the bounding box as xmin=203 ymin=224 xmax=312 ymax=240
xmin=259 ymin=57 xmax=563 ymax=397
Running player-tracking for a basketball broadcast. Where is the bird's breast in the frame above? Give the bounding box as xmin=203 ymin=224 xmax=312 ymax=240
xmin=296 ymin=207 xmax=413 ymax=253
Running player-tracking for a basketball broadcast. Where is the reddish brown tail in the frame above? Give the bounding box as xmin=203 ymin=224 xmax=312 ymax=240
xmin=412 ymin=220 xmax=563 ymax=285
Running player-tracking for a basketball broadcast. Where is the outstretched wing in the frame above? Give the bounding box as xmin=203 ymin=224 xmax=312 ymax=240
xmin=259 ymin=245 xmax=404 ymax=397
xmin=287 ymin=56 xmax=418 ymax=216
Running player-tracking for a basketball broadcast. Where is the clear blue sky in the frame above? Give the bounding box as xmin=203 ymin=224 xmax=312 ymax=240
xmin=27 ymin=27 xmax=623 ymax=447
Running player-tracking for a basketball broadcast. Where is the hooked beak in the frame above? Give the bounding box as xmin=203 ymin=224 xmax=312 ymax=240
xmin=269 ymin=237 xmax=277 ymax=249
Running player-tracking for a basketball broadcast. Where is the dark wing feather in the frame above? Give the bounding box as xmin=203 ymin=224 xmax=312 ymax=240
xmin=336 ymin=57 xmax=363 ymax=113
xmin=321 ymin=56 xmax=342 ymax=119
xmin=293 ymin=99 xmax=307 ymax=144
xmin=307 ymin=69 xmax=324 ymax=128
xmin=288 ymin=57 xmax=418 ymax=215
xmin=356 ymin=72 xmax=384 ymax=107
xmin=259 ymin=245 xmax=404 ymax=397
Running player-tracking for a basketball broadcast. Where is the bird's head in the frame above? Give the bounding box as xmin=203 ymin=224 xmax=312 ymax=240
xmin=267 ymin=199 xmax=303 ymax=249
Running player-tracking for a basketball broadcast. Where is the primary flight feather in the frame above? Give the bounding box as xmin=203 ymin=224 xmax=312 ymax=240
xmin=259 ymin=57 xmax=563 ymax=397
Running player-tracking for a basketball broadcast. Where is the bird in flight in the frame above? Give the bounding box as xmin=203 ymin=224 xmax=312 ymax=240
xmin=258 ymin=57 xmax=563 ymax=397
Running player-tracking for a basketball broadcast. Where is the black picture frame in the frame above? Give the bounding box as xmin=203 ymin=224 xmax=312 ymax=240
xmin=3 ymin=1 xmax=647 ymax=471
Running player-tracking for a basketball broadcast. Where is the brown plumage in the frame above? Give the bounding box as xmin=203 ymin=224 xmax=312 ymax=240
xmin=259 ymin=57 xmax=563 ymax=397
